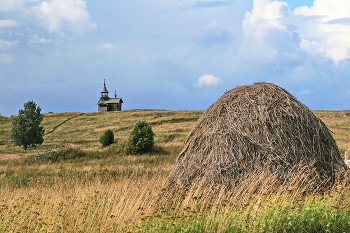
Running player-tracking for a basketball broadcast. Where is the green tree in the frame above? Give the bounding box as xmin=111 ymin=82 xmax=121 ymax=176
xmin=126 ymin=120 xmax=155 ymax=155
xmin=99 ymin=129 xmax=115 ymax=147
xmin=11 ymin=101 xmax=45 ymax=150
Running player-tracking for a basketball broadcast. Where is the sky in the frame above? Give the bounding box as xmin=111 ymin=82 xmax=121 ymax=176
xmin=1 ymin=0 xmax=350 ymax=116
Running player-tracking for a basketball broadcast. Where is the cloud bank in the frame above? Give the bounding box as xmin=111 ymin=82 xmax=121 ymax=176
xmin=28 ymin=35 xmax=53 ymax=45
xmin=0 ymin=0 xmax=26 ymax=11
xmin=294 ymin=0 xmax=350 ymax=62
xmin=236 ymin=0 xmax=350 ymax=109
xmin=33 ymin=0 xmax=96 ymax=34
xmin=0 ymin=53 xmax=14 ymax=64
xmin=0 ymin=19 xmax=18 ymax=28
xmin=0 ymin=39 xmax=19 ymax=49
xmin=242 ymin=0 xmax=350 ymax=64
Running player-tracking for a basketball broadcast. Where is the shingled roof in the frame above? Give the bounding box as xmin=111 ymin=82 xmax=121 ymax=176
xmin=98 ymin=98 xmax=123 ymax=104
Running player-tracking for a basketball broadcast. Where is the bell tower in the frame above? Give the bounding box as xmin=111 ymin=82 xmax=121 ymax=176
xmin=101 ymin=79 xmax=109 ymax=100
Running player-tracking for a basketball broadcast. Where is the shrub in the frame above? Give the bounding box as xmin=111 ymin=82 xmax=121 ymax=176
xmin=49 ymin=148 xmax=87 ymax=162
xmin=99 ymin=129 xmax=115 ymax=147
xmin=126 ymin=120 xmax=155 ymax=155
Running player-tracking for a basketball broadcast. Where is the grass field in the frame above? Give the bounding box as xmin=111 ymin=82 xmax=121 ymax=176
xmin=0 ymin=109 xmax=350 ymax=232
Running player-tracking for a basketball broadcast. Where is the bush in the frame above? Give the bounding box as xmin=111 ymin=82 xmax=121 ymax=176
xmin=126 ymin=120 xmax=155 ymax=155
xmin=48 ymin=148 xmax=87 ymax=162
xmin=99 ymin=129 xmax=115 ymax=147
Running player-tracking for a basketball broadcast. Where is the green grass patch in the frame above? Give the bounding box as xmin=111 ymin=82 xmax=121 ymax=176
xmin=132 ymin=192 xmax=350 ymax=233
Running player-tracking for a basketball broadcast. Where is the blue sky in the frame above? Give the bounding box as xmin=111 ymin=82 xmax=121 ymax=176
xmin=287 ymin=0 xmax=314 ymax=10
xmin=1 ymin=0 xmax=350 ymax=116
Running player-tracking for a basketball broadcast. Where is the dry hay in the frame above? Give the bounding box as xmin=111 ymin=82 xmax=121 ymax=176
xmin=165 ymin=83 xmax=346 ymax=194
xmin=344 ymin=146 xmax=350 ymax=168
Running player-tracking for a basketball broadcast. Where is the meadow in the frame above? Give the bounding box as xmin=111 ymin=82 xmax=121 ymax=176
xmin=0 ymin=109 xmax=350 ymax=232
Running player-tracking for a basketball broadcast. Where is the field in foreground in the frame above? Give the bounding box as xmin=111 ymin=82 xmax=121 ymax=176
xmin=0 ymin=109 xmax=350 ymax=232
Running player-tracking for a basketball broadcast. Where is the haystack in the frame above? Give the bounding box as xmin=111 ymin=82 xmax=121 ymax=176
xmin=165 ymin=83 xmax=346 ymax=192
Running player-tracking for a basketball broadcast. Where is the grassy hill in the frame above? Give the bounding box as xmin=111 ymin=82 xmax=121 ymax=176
xmin=0 ymin=109 xmax=203 ymax=154
xmin=1 ymin=109 xmax=350 ymax=154
xmin=0 ymin=109 xmax=350 ymax=232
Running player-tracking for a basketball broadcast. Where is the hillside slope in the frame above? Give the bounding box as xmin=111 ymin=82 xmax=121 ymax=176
xmin=0 ymin=109 xmax=349 ymax=155
xmin=0 ymin=110 xmax=202 ymax=154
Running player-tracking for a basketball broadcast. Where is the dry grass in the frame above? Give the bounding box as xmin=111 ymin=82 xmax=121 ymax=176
xmin=313 ymin=110 xmax=350 ymax=151
xmin=0 ymin=150 xmax=176 ymax=232
xmin=1 ymin=160 xmax=350 ymax=232
xmin=0 ymin=176 xmax=165 ymax=232
xmin=0 ymin=108 xmax=350 ymax=232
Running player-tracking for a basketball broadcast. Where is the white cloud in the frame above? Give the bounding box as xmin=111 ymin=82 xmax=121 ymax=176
xmin=243 ymin=1 xmax=294 ymax=45
xmin=241 ymin=0 xmax=300 ymax=65
xmin=0 ymin=53 xmax=14 ymax=64
xmin=28 ymin=35 xmax=53 ymax=45
xmin=293 ymin=0 xmax=350 ymax=62
xmin=0 ymin=31 xmax=24 ymax=36
xmin=298 ymin=89 xmax=312 ymax=96
xmin=300 ymin=39 xmax=325 ymax=56
xmin=208 ymin=19 xmax=218 ymax=28
xmin=33 ymin=0 xmax=96 ymax=34
xmin=0 ymin=19 xmax=18 ymax=28
xmin=97 ymin=43 xmax=116 ymax=52
xmin=0 ymin=39 xmax=19 ymax=49
xmin=0 ymin=0 xmax=26 ymax=11
xmin=240 ymin=0 xmax=350 ymax=64
xmin=263 ymin=1 xmax=291 ymax=19
xmin=195 ymin=74 xmax=222 ymax=87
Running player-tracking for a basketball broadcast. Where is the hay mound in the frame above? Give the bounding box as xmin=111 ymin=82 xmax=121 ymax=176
xmin=165 ymin=83 xmax=346 ymax=192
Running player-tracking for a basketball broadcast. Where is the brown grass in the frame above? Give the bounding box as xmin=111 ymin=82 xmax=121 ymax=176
xmin=313 ymin=110 xmax=350 ymax=151
xmin=0 ymin=107 xmax=350 ymax=231
xmin=0 ymin=152 xmax=176 ymax=232
xmin=0 ymin=176 xmax=165 ymax=232
xmin=1 ymin=168 xmax=350 ymax=232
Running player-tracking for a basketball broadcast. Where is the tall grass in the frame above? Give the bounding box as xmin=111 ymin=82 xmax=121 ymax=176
xmin=131 ymin=170 xmax=350 ymax=233
xmin=0 ymin=147 xmax=177 ymax=232
xmin=0 ymin=110 xmax=350 ymax=232
xmin=0 ymin=176 xmax=164 ymax=232
xmin=1 ymin=148 xmax=350 ymax=232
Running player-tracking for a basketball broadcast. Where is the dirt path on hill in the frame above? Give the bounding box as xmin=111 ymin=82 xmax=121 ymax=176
xmin=44 ymin=113 xmax=85 ymax=136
